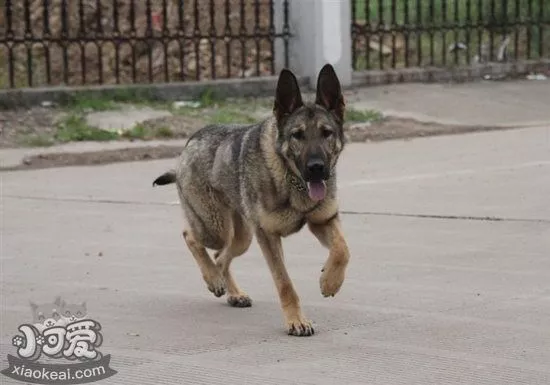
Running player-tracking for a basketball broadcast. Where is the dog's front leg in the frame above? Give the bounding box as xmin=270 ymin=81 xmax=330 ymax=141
xmin=308 ymin=215 xmax=350 ymax=297
xmin=255 ymin=228 xmax=314 ymax=336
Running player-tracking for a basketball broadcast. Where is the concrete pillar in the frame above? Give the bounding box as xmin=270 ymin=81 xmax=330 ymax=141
xmin=274 ymin=0 xmax=352 ymax=88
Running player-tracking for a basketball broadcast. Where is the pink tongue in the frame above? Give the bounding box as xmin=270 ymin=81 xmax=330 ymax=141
xmin=307 ymin=181 xmax=326 ymax=201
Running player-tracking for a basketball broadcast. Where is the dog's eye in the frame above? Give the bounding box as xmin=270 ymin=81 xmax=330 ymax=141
xmin=322 ymin=129 xmax=333 ymax=138
xmin=291 ymin=131 xmax=305 ymax=140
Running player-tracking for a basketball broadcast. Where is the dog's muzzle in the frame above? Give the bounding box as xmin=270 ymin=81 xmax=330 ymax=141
xmin=304 ymin=158 xmax=328 ymax=201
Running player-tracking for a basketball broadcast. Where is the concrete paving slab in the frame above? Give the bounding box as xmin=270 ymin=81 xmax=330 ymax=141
xmin=350 ymin=80 xmax=550 ymax=127
xmin=1 ymin=126 xmax=550 ymax=384
xmin=85 ymin=106 xmax=172 ymax=132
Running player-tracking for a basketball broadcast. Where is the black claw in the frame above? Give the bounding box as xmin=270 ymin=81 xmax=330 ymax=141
xmin=288 ymin=323 xmax=315 ymax=336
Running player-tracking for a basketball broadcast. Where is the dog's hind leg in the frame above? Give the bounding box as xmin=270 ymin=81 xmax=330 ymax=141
xmin=215 ymin=213 xmax=253 ymax=307
xmin=182 ymin=230 xmax=227 ymax=298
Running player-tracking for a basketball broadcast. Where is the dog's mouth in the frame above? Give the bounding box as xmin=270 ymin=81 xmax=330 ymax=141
xmin=306 ymin=180 xmax=327 ymax=201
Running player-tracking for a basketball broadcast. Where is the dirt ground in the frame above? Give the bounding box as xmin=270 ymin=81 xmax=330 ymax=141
xmin=0 ymin=109 xmax=514 ymax=171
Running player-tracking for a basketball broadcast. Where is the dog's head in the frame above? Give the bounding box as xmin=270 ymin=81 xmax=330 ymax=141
xmin=273 ymin=64 xmax=345 ymax=201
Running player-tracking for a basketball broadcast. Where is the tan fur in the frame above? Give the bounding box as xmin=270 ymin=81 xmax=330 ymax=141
xmin=155 ymin=64 xmax=351 ymax=336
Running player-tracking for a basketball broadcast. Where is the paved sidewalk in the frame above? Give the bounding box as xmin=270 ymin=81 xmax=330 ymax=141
xmin=2 ymin=125 xmax=549 ymax=384
xmin=349 ymin=79 xmax=550 ymax=127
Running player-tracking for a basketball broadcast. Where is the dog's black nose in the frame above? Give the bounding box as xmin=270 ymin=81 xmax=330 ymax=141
xmin=306 ymin=158 xmax=325 ymax=178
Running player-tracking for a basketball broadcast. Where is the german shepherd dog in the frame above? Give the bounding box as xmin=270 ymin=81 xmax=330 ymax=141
xmin=153 ymin=64 xmax=350 ymax=336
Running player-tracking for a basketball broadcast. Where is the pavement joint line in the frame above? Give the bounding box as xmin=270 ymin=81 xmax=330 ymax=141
xmin=341 ymin=210 xmax=550 ymax=224
xmin=5 ymin=194 xmax=550 ymax=224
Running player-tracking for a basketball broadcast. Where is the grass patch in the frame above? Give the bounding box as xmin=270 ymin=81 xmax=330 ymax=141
xmin=62 ymin=88 xmax=170 ymax=112
xmin=199 ymin=88 xmax=226 ymax=107
xmin=345 ymin=108 xmax=383 ymax=123
xmin=208 ymin=107 xmax=258 ymax=124
xmin=171 ymin=97 xmax=269 ymax=125
xmin=67 ymin=94 xmax=118 ymax=112
xmin=121 ymin=123 xmax=174 ymax=140
xmin=18 ymin=134 xmax=55 ymax=147
xmin=55 ymin=114 xmax=118 ymax=142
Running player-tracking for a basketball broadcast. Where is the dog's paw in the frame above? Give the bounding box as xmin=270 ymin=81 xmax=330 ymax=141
xmin=320 ymin=264 xmax=345 ymax=297
xmin=227 ymin=294 xmax=252 ymax=308
xmin=204 ymin=274 xmax=227 ymax=297
xmin=286 ymin=317 xmax=315 ymax=337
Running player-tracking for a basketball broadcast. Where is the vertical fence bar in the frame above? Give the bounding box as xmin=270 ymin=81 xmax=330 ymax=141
xmin=365 ymin=0 xmax=371 ymax=69
xmin=453 ymin=0 xmax=460 ymax=65
xmin=193 ymin=0 xmax=201 ymax=80
xmin=487 ymin=0 xmax=500 ymax=61
xmin=416 ymin=0 xmax=422 ymax=66
xmin=282 ymin=0 xmax=290 ymax=68
xmin=209 ymin=0 xmax=217 ymax=78
xmin=24 ymin=0 xmax=33 ymax=87
xmin=514 ymin=0 xmax=520 ymax=60
xmin=404 ymin=0 xmax=410 ymax=67
xmin=145 ymin=0 xmax=153 ymax=82
xmin=129 ymin=0 xmax=137 ymax=82
xmin=96 ymin=0 xmax=104 ymax=84
xmin=527 ymin=0 xmax=533 ymax=59
xmin=177 ymin=0 xmax=185 ymax=80
xmin=224 ymin=0 xmax=232 ymax=77
xmin=79 ymin=0 xmax=86 ymax=84
xmin=537 ymin=0 xmax=544 ymax=58
xmin=113 ymin=0 xmax=120 ymax=83
xmin=162 ymin=0 xmax=169 ymax=82
xmin=351 ymin=0 xmax=357 ymax=70
xmin=477 ymin=0 xmax=483 ymax=62
xmin=268 ymin=0 xmax=275 ymax=75
xmin=43 ymin=0 xmax=52 ymax=85
xmin=501 ymin=0 xmax=509 ymax=61
xmin=5 ymin=0 xmax=15 ymax=88
xmin=254 ymin=0 xmax=261 ymax=76
xmin=428 ymin=0 xmax=434 ymax=66
xmin=441 ymin=0 xmax=447 ymax=66
xmin=60 ymin=0 xmax=69 ymax=84
xmin=390 ymin=0 xmax=397 ymax=68
xmin=465 ymin=0 xmax=472 ymax=65
xmin=377 ymin=0 xmax=384 ymax=69
xmin=239 ymin=0 xmax=246 ymax=77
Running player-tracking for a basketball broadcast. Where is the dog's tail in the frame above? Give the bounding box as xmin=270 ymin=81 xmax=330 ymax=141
xmin=152 ymin=170 xmax=176 ymax=186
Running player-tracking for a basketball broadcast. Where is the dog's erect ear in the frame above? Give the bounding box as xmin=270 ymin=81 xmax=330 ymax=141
xmin=274 ymin=69 xmax=304 ymax=121
xmin=315 ymin=64 xmax=345 ymax=123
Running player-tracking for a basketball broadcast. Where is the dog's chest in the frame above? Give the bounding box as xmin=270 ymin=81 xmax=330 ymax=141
xmin=257 ymin=191 xmax=320 ymax=237
xmin=258 ymin=206 xmax=307 ymax=237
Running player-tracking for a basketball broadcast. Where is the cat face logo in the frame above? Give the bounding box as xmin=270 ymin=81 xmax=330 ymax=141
xmin=30 ymin=297 xmax=88 ymax=333
xmin=12 ymin=297 xmax=102 ymax=362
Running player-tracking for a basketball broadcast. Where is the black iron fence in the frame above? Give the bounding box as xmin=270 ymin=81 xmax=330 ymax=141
xmin=352 ymin=0 xmax=550 ymax=71
xmin=0 ymin=0 xmax=290 ymax=88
